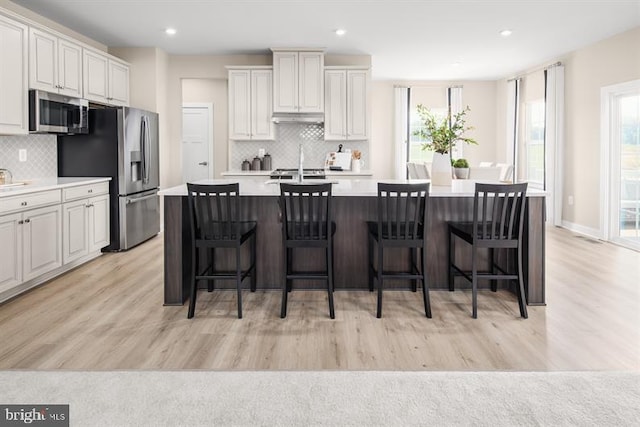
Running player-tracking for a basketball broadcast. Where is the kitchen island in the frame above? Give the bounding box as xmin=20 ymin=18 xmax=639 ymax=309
xmin=159 ymin=179 xmax=546 ymax=306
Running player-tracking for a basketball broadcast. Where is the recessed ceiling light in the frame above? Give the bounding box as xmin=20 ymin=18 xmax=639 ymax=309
xmin=499 ymin=29 xmax=512 ymax=37
xmin=335 ymin=29 xmax=346 ymax=36
xmin=165 ymin=28 xmax=177 ymax=36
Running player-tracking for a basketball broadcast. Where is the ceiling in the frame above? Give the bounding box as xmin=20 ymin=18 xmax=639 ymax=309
xmin=10 ymin=0 xmax=640 ymax=80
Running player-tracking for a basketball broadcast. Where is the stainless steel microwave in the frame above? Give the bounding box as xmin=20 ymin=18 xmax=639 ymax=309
xmin=29 ymin=90 xmax=89 ymax=134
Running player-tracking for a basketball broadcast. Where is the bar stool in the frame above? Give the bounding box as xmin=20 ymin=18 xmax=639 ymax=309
xmin=447 ymin=183 xmax=528 ymax=318
xmin=279 ymin=183 xmax=335 ymax=319
xmin=186 ymin=183 xmax=257 ymax=319
xmin=367 ymin=182 xmax=431 ymax=318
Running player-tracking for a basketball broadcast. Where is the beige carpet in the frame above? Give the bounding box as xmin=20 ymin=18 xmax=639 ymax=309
xmin=1 ymin=371 xmax=638 ymax=426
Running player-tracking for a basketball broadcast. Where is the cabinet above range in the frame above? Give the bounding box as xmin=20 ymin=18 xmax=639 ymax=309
xmin=271 ymin=48 xmax=324 ymax=114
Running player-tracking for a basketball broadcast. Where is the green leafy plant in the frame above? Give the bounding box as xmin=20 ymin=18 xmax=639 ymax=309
xmin=413 ymin=105 xmax=478 ymax=154
xmin=452 ymin=158 xmax=469 ymax=168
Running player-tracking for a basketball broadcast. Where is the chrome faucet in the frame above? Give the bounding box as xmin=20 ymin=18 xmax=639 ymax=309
xmin=297 ymin=142 xmax=304 ymax=183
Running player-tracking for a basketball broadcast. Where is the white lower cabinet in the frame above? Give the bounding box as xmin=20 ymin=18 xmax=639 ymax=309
xmin=0 ymin=205 xmax=62 ymax=292
xmin=0 ymin=180 xmax=110 ymax=301
xmin=63 ymin=194 xmax=110 ymax=264
xmin=23 ymin=205 xmax=63 ymax=281
xmin=0 ymin=213 xmax=22 ymax=293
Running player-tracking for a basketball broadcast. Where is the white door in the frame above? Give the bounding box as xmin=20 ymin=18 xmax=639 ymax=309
xmin=182 ymin=104 xmax=213 ymax=183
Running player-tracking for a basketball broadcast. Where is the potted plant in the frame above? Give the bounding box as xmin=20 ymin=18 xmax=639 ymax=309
xmin=452 ymin=158 xmax=470 ymax=179
xmin=413 ymin=105 xmax=477 ymax=185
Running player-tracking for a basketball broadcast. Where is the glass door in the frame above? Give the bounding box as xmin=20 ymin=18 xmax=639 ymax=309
xmin=611 ymin=92 xmax=640 ymax=250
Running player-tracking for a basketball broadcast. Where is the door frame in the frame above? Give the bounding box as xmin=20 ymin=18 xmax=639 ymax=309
xmin=600 ymin=79 xmax=640 ymax=247
xmin=182 ymin=102 xmax=214 ymax=180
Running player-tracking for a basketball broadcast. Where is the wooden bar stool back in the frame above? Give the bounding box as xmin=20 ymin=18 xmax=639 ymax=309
xmin=186 ymin=183 xmax=257 ymax=319
xmin=367 ymin=182 xmax=431 ymax=318
xmin=447 ymin=182 xmax=528 ymax=318
xmin=279 ymin=183 xmax=335 ymax=319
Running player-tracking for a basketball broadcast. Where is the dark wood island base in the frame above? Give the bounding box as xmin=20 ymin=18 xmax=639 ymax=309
xmin=161 ymin=181 xmax=545 ymax=307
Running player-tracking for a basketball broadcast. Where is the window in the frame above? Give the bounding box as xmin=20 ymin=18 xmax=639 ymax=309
xmin=408 ymin=107 xmax=447 ymax=163
xmin=525 ymin=100 xmax=545 ymax=188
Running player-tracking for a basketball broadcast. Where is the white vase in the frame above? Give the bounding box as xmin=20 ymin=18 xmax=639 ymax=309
xmin=352 ymin=159 xmax=361 ymax=173
xmin=430 ymin=153 xmax=452 ymax=186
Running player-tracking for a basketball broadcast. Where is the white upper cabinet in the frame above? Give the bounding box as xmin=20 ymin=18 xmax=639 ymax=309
xmin=323 ymin=70 xmax=346 ymax=140
xmin=272 ymin=49 xmax=324 ymax=113
xmin=324 ymin=68 xmax=369 ymax=141
xmin=83 ymin=48 xmax=129 ymax=106
xmin=251 ymin=69 xmax=274 ymax=140
xmin=346 ymin=70 xmax=369 ymax=140
xmin=108 ymin=59 xmax=129 ymax=106
xmin=0 ymin=14 xmax=28 ymax=135
xmin=29 ymin=28 xmax=82 ymax=97
xmin=228 ymin=67 xmax=274 ymax=140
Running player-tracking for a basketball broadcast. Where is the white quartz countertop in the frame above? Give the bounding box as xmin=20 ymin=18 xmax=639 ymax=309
xmin=0 ymin=177 xmax=111 ymax=198
xmin=221 ymin=170 xmax=373 ymax=177
xmin=159 ymin=178 xmax=546 ymax=198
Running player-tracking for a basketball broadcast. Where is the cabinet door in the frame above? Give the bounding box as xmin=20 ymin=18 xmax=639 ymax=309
xmin=0 ymin=213 xmax=23 ymax=293
xmin=23 ymin=205 xmax=62 ymax=282
xmin=0 ymin=15 xmax=28 ymax=135
xmin=83 ymin=49 xmax=109 ymax=103
xmin=228 ymin=69 xmax=251 ymax=140
xmin=251 ymin=69 xmax=274 ymax=140
xmin=272 ymin=52 xmax=298 ymax=113
xmin=29 ymin=28 xmax=57 ymax=92
xmin=108 ymin=60 xmax=130 ymax=106
xmin=88 ymin=194 xmax=110 ymax=252
xmin=347 ymin=70 xmax=369 ymax=140
xmin=62 ymin=200 xmax=88 ymax=264
xmin=324 ymin=70 xmax=347 ymax=141
xmin=298 ymin=52 xmax=324 ymax=113
xmin=58 ymin=38 xmax=83 ymax=97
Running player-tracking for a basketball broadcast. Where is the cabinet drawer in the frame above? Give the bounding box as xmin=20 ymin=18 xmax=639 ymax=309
xmin=0 ymin=190 xmax=61 ymax=214
xmin=62 ymin=182 xmax=109 ymax=202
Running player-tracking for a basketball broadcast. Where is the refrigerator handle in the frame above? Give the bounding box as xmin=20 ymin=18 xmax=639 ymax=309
xmin=142 ymin=116 xmax=150 ymax=184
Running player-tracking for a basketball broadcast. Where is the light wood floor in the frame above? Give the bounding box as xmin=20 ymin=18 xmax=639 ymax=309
xmin=0 ymin=227 xmax=638 ymax=371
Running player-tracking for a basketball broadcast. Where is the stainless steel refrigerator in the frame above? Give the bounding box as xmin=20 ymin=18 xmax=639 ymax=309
xmin=57 ymin=107 xmax=160 ymax=251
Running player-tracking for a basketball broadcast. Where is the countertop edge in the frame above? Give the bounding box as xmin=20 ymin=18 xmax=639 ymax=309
xmin=160 ymin=179 xmax=547 ymax=198
xmin=0 ymin=177 xmax=112 ymax=198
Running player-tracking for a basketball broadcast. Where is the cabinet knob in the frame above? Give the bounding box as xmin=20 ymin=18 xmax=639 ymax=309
xmin=88 ymin=189 xmax=93 ymax=193
xmin=18 ymin=220 xmax=24 ymax=225
xmin=21 ymin=201 xmax=27 ymax=206
xmin=24 ymin=219 xmax=30 ymax=223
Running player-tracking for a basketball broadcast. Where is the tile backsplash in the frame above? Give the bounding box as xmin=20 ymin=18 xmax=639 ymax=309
xmin=229 ymin=123 xmax=369 ymax=170
xmin=0 ymin=135 xmax=58 ymax=180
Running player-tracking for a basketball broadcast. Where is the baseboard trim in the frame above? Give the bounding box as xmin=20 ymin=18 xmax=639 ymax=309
xmin=560 ymin=221 xmax=602 ymax=240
